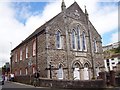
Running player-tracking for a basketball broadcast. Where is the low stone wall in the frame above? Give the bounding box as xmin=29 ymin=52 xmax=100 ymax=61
xmin=115 ymin=76 xmax=120 ymax=86
xmin=14 ymin=75 xmax=34 ymax=85
xmin=38 ymin=79 xmax=105 ymax=89
xmin=14 ymin=76 xmax=105 ymax=88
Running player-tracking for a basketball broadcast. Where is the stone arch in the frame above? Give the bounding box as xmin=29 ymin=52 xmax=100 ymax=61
xmin=69 ymin=22 xmax=87 ymax=34
xmin=72 ymin=60 xmax=83 ymax=69
xmin=83 ymin=60 xmax=92 ymax=68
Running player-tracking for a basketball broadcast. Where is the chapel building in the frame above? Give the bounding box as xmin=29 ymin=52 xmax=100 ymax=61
xmin=10 ymin=1 xmax=103 ymax=80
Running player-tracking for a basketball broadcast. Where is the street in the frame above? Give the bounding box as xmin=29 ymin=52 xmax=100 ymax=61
xmin=0 ymin=81 xmax=69 ymax=90
xmin=0 ymin=81 xmax=120 ymax=90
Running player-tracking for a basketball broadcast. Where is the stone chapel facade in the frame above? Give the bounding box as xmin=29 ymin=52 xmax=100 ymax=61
xmin=10 ymin=1 xmax=104 ymax=80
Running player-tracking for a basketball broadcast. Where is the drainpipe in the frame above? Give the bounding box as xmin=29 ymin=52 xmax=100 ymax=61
xmin=85 ymin=6 xmax=96 ymax=79
xmin=36 ymin=34 xmax=38 ymax=71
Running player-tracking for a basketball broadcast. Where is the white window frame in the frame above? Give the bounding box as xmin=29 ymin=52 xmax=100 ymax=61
xmin=33 ymin=67 xmax=35 ymax=74
xmin=20 ymin=69 xmax=22 ymax=75
xmin=20 ymin=49 xmax=22 ymax=60
xmin=15 ymin=53 xmax=17 ymax=62
xmin=25 ymin=68 xmax=28 ymax=75
xmin=26 ymin=46 xmax=28 ymax=58
xmin=33 ymin=41 xmax=36 ymax=56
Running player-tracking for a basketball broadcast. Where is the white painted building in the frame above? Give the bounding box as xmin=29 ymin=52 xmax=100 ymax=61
xmin=103 ymin=41 xmax=120 ymax=52
xmin=104 ymin=56 xmax=120 ymax=72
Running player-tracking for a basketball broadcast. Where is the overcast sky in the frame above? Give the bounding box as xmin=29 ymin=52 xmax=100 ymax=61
xmin=0 ymin=0 xmax=119 ymax=67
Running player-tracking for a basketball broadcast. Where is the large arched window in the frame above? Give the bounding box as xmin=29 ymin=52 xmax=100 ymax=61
xmin=82 ymin=31 xmax=86 ymax=50
xmin=77 ymin=27 xmax=81 ymax=50
xmin=56 ymin=31 xmax=61 ymax=49
xmin=72 ymin=30 xmax=76 ymax=49
xmin=93 ymin=39 xmax=97 ymax=52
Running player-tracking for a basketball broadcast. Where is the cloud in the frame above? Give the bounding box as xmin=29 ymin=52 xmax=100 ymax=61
xmin=0 ymin=0 xmax=118 ymax=67
xmin=110 ymin=32 xmax=119 ymax=44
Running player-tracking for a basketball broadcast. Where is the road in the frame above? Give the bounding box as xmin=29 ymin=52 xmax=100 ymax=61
xmin=0 ymin=81 xmax=67 ymax=90
xmin=2 ymin=81 xmax=35 ymax=88
xmin=0 ymin=81 xmax=120 ymax=90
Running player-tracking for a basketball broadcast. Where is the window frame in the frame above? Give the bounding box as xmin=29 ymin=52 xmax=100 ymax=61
xmin=71 ymin=29 xmax=76 ymax=50
xmin=82 ymin=31 xmax=86 ymax=51
xmin=26 ymin=46 xmax=28 ymax=58
xmin=15 ymin=53 xmax=17 ymax=62
xmin=56 ymin=30 xmax=62 ymax=49
xmin=77 ymin=27 xmax=81 ymax=50
xmin=93 ymin=39 xmax=97 ymax=52
xmin=33 ymin=41 xmax=36 ymax=56
xmin=25 ymin=68 xmax=28 ymax=75
xmin=20 ymin=49 xmax=22 ymax=61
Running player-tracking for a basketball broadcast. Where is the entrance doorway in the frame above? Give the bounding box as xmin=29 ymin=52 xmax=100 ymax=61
xmin=74 ymin=67 xmax=80 ymax=80
xmin=58 ymin=64 xmax=63 ymax=79
xmin=84 ymin=63 xmax=89 ymax=80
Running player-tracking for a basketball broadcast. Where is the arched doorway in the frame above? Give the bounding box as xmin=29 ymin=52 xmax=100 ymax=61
xmin=73 ymin=63 xmax=81 ymax=80
xmin=84 ymin=63 xmax=89 ymax=80
xmin=58 ymin=64 xmax=63 ymax=79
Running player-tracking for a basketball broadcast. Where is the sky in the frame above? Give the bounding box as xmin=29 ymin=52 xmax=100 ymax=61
xmin=0 ymin=0 xmax=119 ymax=67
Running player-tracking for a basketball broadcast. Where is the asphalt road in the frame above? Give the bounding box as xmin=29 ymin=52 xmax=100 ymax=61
xmin=1 ymin=81 xmax=120 ymax=90
xmin=0 ymin=81 xmax=68 ymax=90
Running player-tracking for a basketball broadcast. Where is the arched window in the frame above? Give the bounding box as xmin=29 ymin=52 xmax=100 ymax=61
xmin=72 ymin=30 xmax=76 ymax=49
xmin=20 ymin=49 xmax=22 ymax=60
xmin=33 ymin=41 xmax=36 ymax=56
xmin=58 ymin=64 xmax=63 ymax=79
xmin=15 ymin=53 xmax=17 ymax=62
xmin=77 ymin=27 xmax=81 ymax=50
xmin=56 ymin=31 xmax=61 ymax=49
xmin=26 ymin=46 xmax=28 ymax=58
xmin=94 ymin=39 xmax=97 ymax=52
xmin=82 ymin=31 xmax=86 ymax=50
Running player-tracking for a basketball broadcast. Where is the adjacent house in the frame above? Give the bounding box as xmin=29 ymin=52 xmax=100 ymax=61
xmin=103 ymin=41 xmax=120 ymax=72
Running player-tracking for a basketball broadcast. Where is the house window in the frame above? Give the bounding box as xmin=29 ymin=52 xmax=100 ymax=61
xmin=20 ymin=69 xmax=22 ymax=75
xmin=82 ymin=31 xmax=86 ymax=50
xmin=77 ymin=27 xmax=81 ymax=50
xmin=15 ymin=71 xmax=17 ymax=76
xmin=56 ymin=31 xmax=61 ymax=49
xmin=72 ymin=30 xmax=76 ymax=49
xmin=15 ymin=53 xmax=17 ymax=62
xmin=26 ymin=46 xmax=28 ymax=58
xmin=20 ymin=49 xmax=22 ymax=60
xmin=94 ymin=39 xmax=97 ymax=52
xmin=25 ymin=68 xmax=28 ymax=75
xmin=33 ymin=41 xmax=36 ymax=56
xmin=33 ymin=67 xmax=35 ymax=74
